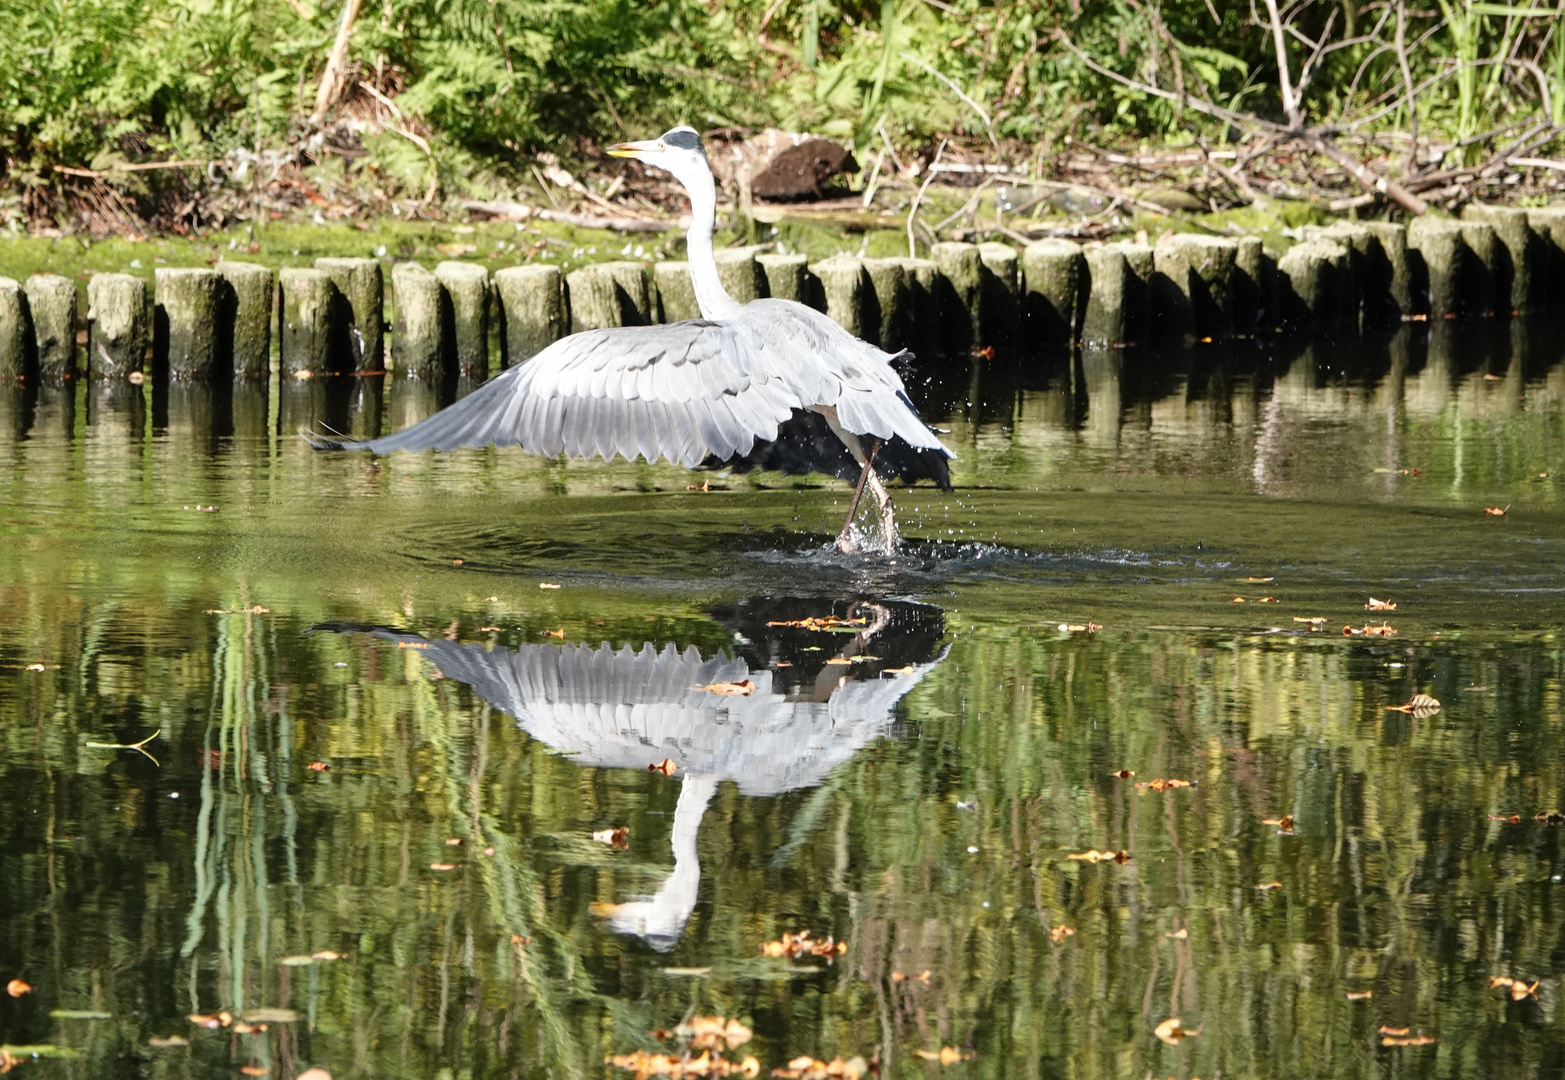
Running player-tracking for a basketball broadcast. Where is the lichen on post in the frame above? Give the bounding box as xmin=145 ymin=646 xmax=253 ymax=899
xmin=87 ymin=272 xmax=151 ymax=380
xmin=278 ymin=267 xmax=336 ymax=378
xmin=810 ymin=254 xmax=868 ymax=339
xmin=315 ymin=257 xmax=385 ymax=370
xmin=24 ymin=274 xmax=77 ymax=381
xmin=155 ymin=267 xmax=222 ymax=379
xmin=756 ymin=253 xmax=809 ymax=303
xmin=1021 ymin=239 xmax=1085 ymax=345
xmin=714 ymin=248 xmax=765 ymax=304
xmin=931 ymin=241 xmax=982 ymax=354
xmin=434 ymin=261 xmax=492 ymax=380
xmin=1154 ymin=234 xmax=1237 ymax=340
xmin=1080 ymin=245 xmax=1130 ymax=347
xmin=1407 ymin=218 xmax=1467 ymax=320
xmin=653 ymin=262 xmax=699 ymax=323
xmin=862 ymin=258 xmax=909 ymax=351
xmin=495 ymin=264 xmax=564 ymax=366
xmin=216 ymin=262 xmax=274 ymax=379
xmin=392 ymin=262 xmax=444 ymax=379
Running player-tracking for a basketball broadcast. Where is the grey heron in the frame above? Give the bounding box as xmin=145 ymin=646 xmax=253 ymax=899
xmin=321 ymin=598 xmax=947 ymax=949
xmin=308 ymin=127 xmax=954 ymax=554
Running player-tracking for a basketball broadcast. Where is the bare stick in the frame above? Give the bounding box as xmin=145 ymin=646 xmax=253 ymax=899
xmin=901 ymin=53 xmax=1000 ymax=148
xmin=906 ymin=139 xmax=947 ymax=258
xmin=85 ymin=729 xmax=163 ymax=767
xmin=311 ymin=0 xmax=364 ymax=124
xmin=1310 ymin=136 xmax=1428 ymax=213
xmin=1261 ymin=0 xmax=1303 ymax=127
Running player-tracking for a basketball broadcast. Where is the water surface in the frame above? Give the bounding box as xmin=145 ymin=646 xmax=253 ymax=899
xmin=0 ymin=324 xmax=1562 ymax=1079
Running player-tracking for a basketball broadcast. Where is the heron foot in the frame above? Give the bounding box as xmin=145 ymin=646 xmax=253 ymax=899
xmin=834 ymin=527 xmax=861 ymax=555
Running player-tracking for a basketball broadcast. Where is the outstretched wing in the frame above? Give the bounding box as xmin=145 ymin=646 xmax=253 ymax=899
xmin=731 ymin=300 xmax=952 ymax=457
xmin=308 ymin=320 xmax=801 ymax=466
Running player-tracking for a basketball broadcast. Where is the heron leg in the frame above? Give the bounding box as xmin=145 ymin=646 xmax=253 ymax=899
xmin=835 ymin=437 xmax=882 ymax=554
xmin=865 ymin=469 xmax=899 ymax=554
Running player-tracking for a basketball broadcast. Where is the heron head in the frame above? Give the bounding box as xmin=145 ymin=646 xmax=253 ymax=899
xmin=606 ymin=126 xmax=708 ymax=185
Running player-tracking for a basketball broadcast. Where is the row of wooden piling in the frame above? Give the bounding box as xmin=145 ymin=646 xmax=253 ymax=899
xmin=2 ymin=203 xmax=1564 ymax=385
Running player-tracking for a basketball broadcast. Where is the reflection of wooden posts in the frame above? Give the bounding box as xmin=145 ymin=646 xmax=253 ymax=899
xmin=1021 ymin=239 xmax=1084 ymax=345
xmin=653 ymin=263 xmax=699 ymax=323
xmin=862 ymin=258 xmax=909 ymax=351
xmin=931 ymin=242 xmax=981 ymax=354
xmin=756 ymin=253 xmax=808 ymax=302
xmin=316 ymin=257 xmax=384 ymax=370
xmin=811 ymin=254 xmax=867 ymax=338
xmin=87 ymin=273 xmax=150 ymax=379
xmin=434 ymin=262 xmax=492 ymax=380
xmin=154 ymin=267 xmax=221 ymax=379
xmin=0 ymin=279 xmax=28 ymax=380
xmin=216 ymin=263 xmax=273 ymax=378
xmin=495 ymin=265 xmax=565 ymax=367
xmin=977 ymin=242 xmax=1018 ymax=345
xmin=25 ymin=274 xmax=76 ymax=381
xmin=278 ymin=268 xmax=335 ymax=377
xmin=392 ymin=262 xmax=443 ymax=379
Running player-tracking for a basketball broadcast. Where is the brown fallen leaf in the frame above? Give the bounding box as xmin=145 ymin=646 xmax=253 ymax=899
xmin=768 ymin=1055 xmax=864 ymax=1079
xmin=6 ymin=979 xmax=32 ymax=997
xmin=824 ymin=657 xmax=853 ymax=665
xmin=881 ymin=664 xmax=913 ymax=673
xmin=1255 ymin=881 xmax=1282 ymax=891
xmin=231 ymin=1021 xmax=268 ymax=1034
xmin=1293 ymin=616 xmax=1328 ymax=627
xmin=1484 ymin=506 xmax=1509 ymax=516
xmin=1246 ymin=576 xmax=1275 ymax=583
xmin=765 ymin=615 xmax=868 ymax=631
xmin=1538 ymin=811 xmax=1565 ymax=825
xmin=149 ymin=1036 xmax=191 ymax=1047
xmin=1057 ymin=622 xmax=1102 ymax=632
xmin=592 ymin=826 xmax=631 ymax=849
xmin=1153 ymin=1017 xmax=1200 ymax=1045
xmin=891 ymin=969 xmax=932 ymax=983
xmin=1049 ymin=926 xmax=1075 ymax=943
xmin=607 ymin=1049 xmax=761 ymax=1078
xmin=445 ymin=837 xmax=463 ymax=846
xmin=1110 ymin=769 xmax=1135 ymax=779
xmin=306 ymin=761 xmax=330 ymax=772
xmin=1262 ymin=815 xmax=1295 ymax=832
xmin=704 ymin=679 xmax=756 ymax=696
xmin=1366 ymin=597 xmax=1397 ymax=610
xmin=539 ymin=583 xmax=562 ymax=589
xmin=649 ymin=758 xmax=677 ymax=777
xmin=1386 ymin=693 xmax=1440 ymax=715
xmin=188 ymin=1013 xmax=227 ymax=1029
xmin=240 ymin=1067 xmax=269 ymax=1076
xmin=1344 ymin=623 xmax=1397 ymax=637
xmin=24 ymin=663 xmax=45 ymax=672
xmin=1230 ymin=597 xmax=1247 ymax=603
xmin=1164 ymin=928 xmax=1188 ymax=940
xmin=1381 ymin=1033 xmax=1438 ymax=1047
xmin=543 ymin=628 xmax=566 ymax=638
xmin=1067 ymin=849 xmax=1131 ymax=864
xmin=1136 ymin=778 xmax=1192 ymax=793
xmin=1378 ymin=1026 xmax=1410 ymax=1037
xmin=677 ymin=1015 xmax=754 ymax=1049
xmin=759 ymin=930 xmax=847 ymax=961
xmin=1489 ymin=814 xmax=1523 ymax=824
xmin=429 ymin=863 xmax=456 ymax=872
xmin=311 ymin=950 xmax=341 ymax=961
xmin=913 ymin=1047 xmax=973 ymax=1065
xmin=1258 ymin=596 xmax=1277 ymax=603
xmin=1491 ymin=976 xmax=1539 ymax=1000
xmin=1345 ymin=990 xmax=1373 ymax=1001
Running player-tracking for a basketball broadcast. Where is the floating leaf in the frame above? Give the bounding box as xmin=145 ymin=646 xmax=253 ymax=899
xmin=1484 ymin=506 xmax=1509 ymax=516
xmin=24 ymin=664 xmax=44 ymax=672
xmin=188 ymin=1013 xmax=227 ymax=1029
xmin=1256 ymin=882 xmax=1283 ymax=891
xmin=1366 ymin=597 xmax=1397 ymax=610
xmin=539 ymin=583 xmax=561 ymax=589
xmin=824 ymin=657 xmax=853 ymax=666
xmin=891 ymin=969 xmax=932 ymax=983
xmin=307 ymin=761 xmax=329 ymax=772
xmin=1491 ymin=976 xmax=1539 ymax=1000
xmin=1246 ymin=576 xmax=1275 ymax=583
xmin=704 ymin=680 xmax=755 ymax=696
xmin=543 ymin=629 xmax=565 ymax=639
xmin=1489 ymin=814 xmax=1522 ymax=824
xmin=760 ymin=931 xmax=847 ymax=961
xmin=1153 ymin=1017 xmax=1200 ymax=1045
xmin=1538 ymin=811 xmax=1565 ymax=825
xmin=607 ymin=1049 xmax=760 ymax=1078
xmin=429 ymin=863 xmax=456 ymax=872
xmin=1049 ymin=926 xmax=1075 ymax=943
xmin=1345 ymin=990 xmax=1373 ymax=1001
xmin=765 ymin=616 xmax=867 ymax=631
xmin=1378 ymin=1026 xmax=1409 ymax=1036
xmin=5 ymin=980 xmax=31 ymax=998
xmin=1293 ymin=616 xmax=1327 ymax=627
xmin=1056 ymin=622 xmax=1101 ymax=632
xmin=1381 ymin=1033 xmax=1438 ymax=1047
xmin=1386 ymin=694 xmax=1440 ymax=715
xmin=1343 ymin=623 xmax=1396 ymax=638
xmin=676 ymin=1016 xmax=753 ymax=1050
xmin=912 ymin=1047 xmax=972 ymax=1065
xmin=243 ymin=1009 xmax=298 ymax=1023
xmin=149 ymin=1036 xmax=190 ymax=1047
xmin=240 ymin=1067 xmax=269 ymax=1076
xmin=1262 ymin=815 xmax=1295 ymax=832
xmin=312 ymin=950 xmax=340 ymax=961
xmin=592 ymin=826 xmax=630 ymax=849
xmin=1164 ymin=928 xmax=1188 ymax=940
xmin=1136 ymin=778 xmax=1191 ymax=793
xmin=649 ymin=758 xmax=677 ymax=777
xmin=1066 ymin=849 xmax=1131 ymax=864
xmin=1109 ymin=769 xmax=1135 ymax=780
xmin=769 ymin=1055 xmax=864 ymax=1079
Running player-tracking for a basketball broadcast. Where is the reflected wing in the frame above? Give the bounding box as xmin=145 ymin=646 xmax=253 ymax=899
xmin=307 ymin=321 xmax=800 ymax=466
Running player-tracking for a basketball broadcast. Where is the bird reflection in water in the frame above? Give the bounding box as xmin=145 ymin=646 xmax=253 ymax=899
xmin=325 ymin=598 xmax=946 ymax=950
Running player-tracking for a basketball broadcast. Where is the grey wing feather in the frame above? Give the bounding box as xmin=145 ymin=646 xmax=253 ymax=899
xmin=307 ymin=321 xmax=798 ymax=467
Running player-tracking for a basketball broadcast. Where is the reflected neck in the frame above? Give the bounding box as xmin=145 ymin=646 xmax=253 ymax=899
xmin=681 ymin=164 xmax=744 ymax=321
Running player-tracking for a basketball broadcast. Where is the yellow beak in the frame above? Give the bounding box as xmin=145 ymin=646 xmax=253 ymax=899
xmin=607 ymin=139 xmax=663 ymax=159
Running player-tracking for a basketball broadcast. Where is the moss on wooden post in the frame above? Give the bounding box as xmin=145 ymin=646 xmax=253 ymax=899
xmin=931 ymin=241 xmax=982 ymax=354
xmin=1021 ymin=239 xmax=1084 ymax=345
xmin=1081 ymin=245 xmax=1129 ymax=347
xmin=811 ymin=254 xmax=868 ymax=338
xmin=495 ymin=264 xmax=564 ymax=366
xmin=434 ymin=261 xmax=491 ymax=379
xmin=653 ymin=262 xmax=700 ymax=323
xmin=87 ymin=272 xmax=150 ymax=379
xmin=279 ymin=267 xmax=335 ymax=377
xmin=1279 ymin=239 xmax=1349 ymax=329
xmin=1361 ymin=222 xmax=1413 ymax=320
xmin=392 ymin=262 xmax=444 ymax=379
xmin=715 ymin=248 xmax=764 ymax=304
xmin=757 ymin=253 xmax=809 ymax=302
xmin=1154 ymin=234 xmax=1238 ymax=339
xmin=0 ymin=279 xmax=27 ymax=380
xmin=25 ymin=274 xmax=76 ymax=381
xmin=216 ymin=262 xmax=274 ymax=378
xmin=155 ymin=267 xmax=221 ymax=379
xmin=1463 ymin=204 xmax=1536 ymax=313
xmin=567 ymin=262 xmax=649 ymax=332
xmin=316 ymin=257 xmax=385 ymax=370
xmin=1407 ymin=218 xmax=1466 ymax=320
xmin=862 ymin=257 xmax=909 ymax=351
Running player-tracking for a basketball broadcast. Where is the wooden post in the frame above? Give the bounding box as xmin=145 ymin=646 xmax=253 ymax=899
xmin=25 ymin=274 xmax=76 ymax=381
xmin=1233 ymin=236 xmax=1265 ymax=333
xmin=653 ymin=262 xmax=700 ymax=322
xmin=434 ymin=261 xmax=491 ymax=379
xmin=0 ymin=279 xmax=26 ymax=380
xmin=931 ymin=241 xmax=982 ymax=354
xmin=862 ymin=258 xmax=909 ymax=351
xmin=1021 ymin=239 xmax=1085 ymax=345
xmin=1081 ymin=245 xmax=1130 ymax=347
xmin=392 ymin=262 xmax=444 ymax=379
xmin=1154 ymin=234 xmax=1237 ymax=339
xmin=566 ymin=262 xmax=648 ymax=332
xmin=87 ymin=273 xmax=150 ymax=379
xmin=1120 ymin=242 xmax=1154 ymax=343
xmin=714 ymin=248 xmax=765 ymax=304
xmin=155 ymin=267 xmax=221 ymax=379
xmin=977 ymin=242 xmax=1018 ymax=345
xmin=316 ymin=257 xmax=385 ymax=370
xmin=898 ymin=257 xmax=939 ymax=357
xmin=1458 ymin=221 xmax=1499 ymax=317
xmin=215 ymin=262 xmax=274 ymax=379
xmin=1361 ymin=223 xmax=1413 ymax=321
xmin=1407 ymin=217 xmax=1465 ymax=319
xmin=278 ymin=267 xmax=336 ymax=377
xmin=811 ymin=254 xmax=868 ymax=338
xmin=1278 ymin=240 xmax=1348 ymax=329
xmin=1525 ymin=207 xmax=1565 ymax=305
xmin=494 ymin=264 xmax=564 ymax=366
xmin=1463 ymin=205 xmax=1537 ymax=314
xmin=756 ymin=253 xmax=809 ymax=302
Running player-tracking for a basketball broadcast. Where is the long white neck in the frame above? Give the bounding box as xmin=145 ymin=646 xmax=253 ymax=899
xmin=679 ymin=162 xmax=745 ymax=320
